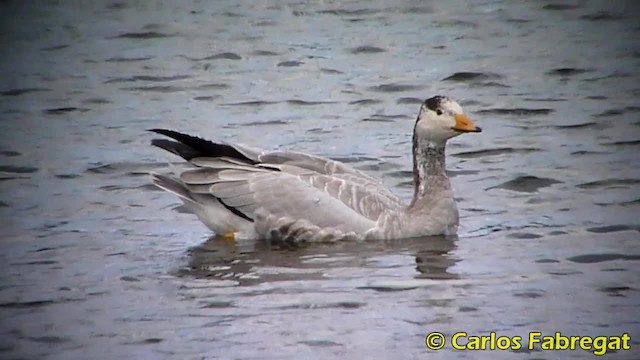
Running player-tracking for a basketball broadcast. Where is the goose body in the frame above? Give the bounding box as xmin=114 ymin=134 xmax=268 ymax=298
xmin=150 ymin=96 xmax=481 ymax=243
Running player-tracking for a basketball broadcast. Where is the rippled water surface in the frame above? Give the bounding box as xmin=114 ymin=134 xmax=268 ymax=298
xmin=1 ymin=0 xmax=639 ymax=359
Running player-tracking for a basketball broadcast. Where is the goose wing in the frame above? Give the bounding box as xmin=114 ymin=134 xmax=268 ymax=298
xmin=253 ymin=150 xmax=402 ymax=203
xmin=149 ymin=130 xmax=405 ymax=239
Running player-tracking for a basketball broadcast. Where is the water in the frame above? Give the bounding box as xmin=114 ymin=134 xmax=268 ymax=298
xmin=1 ymin=0 xmax=639 ymax=359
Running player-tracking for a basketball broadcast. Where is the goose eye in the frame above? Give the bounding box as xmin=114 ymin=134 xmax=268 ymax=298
xmin=436 ymin=109 xmax=443 ymax=115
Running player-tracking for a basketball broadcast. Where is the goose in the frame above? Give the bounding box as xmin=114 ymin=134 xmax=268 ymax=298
xmin=149 ymin=95 xmax=481 ymax=243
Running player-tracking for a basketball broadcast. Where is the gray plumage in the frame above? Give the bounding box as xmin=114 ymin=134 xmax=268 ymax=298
xmin=149 ymin=96 xmax=481 ymax=243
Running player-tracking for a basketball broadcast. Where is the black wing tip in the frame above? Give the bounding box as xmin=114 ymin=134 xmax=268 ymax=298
xmin=147 ymin=128 xmax=257 ymax=164
xmin=147 ymin=128 xmax=211 ymax=142
xmin=147 ymin=128 xmax=207 ymax=144
xmin=148 ymin=129 xmax=183 ymax=147
xmin=148 ymin=128 xmax=181 ymax=136
xmin=149 ymin=138 xmax=172 ymax=148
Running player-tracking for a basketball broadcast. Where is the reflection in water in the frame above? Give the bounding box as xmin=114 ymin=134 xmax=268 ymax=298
xmin=177 ymin=235 xmax=459 ymax=284
xmin=414 ymin=236 xmax=459 ymax=280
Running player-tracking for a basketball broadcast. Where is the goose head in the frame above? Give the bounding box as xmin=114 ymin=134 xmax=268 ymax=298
xmin=414 ymin=95 xmax=481 ymax=145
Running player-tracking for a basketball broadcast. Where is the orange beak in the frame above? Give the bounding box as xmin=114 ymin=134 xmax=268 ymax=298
xmin=452 ymin=114 xmax=482 ymax=133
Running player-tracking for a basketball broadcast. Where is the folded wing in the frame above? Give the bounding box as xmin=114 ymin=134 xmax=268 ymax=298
xmin=150 ymin=129 xmax=405 ymax=238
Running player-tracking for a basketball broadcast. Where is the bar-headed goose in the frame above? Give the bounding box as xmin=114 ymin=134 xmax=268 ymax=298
xmin=150 ymin=95 xmax=481 ymax=243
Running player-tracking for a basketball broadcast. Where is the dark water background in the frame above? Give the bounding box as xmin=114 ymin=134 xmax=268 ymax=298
xmin=1 ymin=0 xmax=639 ymax=359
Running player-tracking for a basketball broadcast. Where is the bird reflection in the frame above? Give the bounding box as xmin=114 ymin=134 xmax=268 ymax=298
xmin=413 ymin=235 xmax=459 ymax=280
xmin=177 ymin=234 xmax=459 ymax=284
